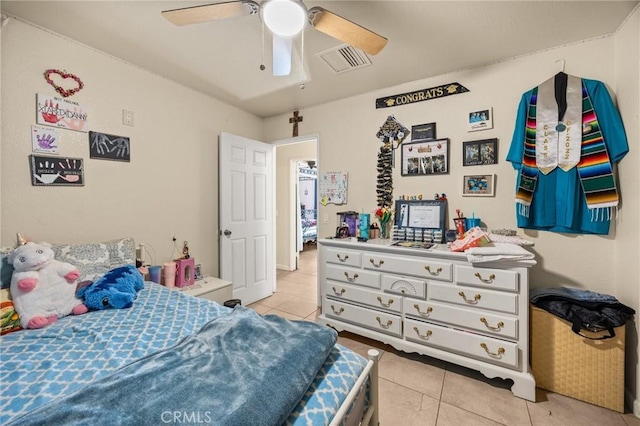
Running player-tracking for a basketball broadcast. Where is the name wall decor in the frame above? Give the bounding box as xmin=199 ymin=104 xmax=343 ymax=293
xmin=29 ymin=154 xmax=84 ymax=186
xmin=376 ymin=82 xmax=470 ymax=109
xmin=36 ymin=93 xmax=89 ymax=132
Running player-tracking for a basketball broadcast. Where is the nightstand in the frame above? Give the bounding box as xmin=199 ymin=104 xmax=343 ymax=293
xmin=176 ymin=276 xmax=233 ymax=305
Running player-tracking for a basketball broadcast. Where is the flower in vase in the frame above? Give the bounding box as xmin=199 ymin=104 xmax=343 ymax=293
xmin=374 ymin=206 xmax=394 ymax=222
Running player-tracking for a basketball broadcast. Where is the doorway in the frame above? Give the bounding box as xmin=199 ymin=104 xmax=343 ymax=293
xmin=273 ymin=136 xmax=318 ymax=273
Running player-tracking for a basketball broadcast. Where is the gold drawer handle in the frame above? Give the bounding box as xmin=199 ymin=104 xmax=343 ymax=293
xmin=480 ymin=317 xmax=504 ymax=331
xmin=336 ymin=254 xmax=349 ymax=262
xmin=425 ymin=265 xmax=443 ymax=276
xmin=343 ymin=272 xmax=359 ymax=282
xmin=330 ymin=305 xmax=344 ymax=315
xmin=332 ymin=287 xmax=345 ymax=296
xmin=413 ymin=327 xmax=432 ymax=339
xmin=377 ymin=296 xmax=394 ymax=307
xmin=375 ymin=317 xmax=393 ymax=329
xmin=458 ymin=291 xmax=481 ymax=304
xmin=413 ymin=304 xmax=433 ymax=316
xmin=474 ymin=272 xmax=496 ymax=283
xmin=480 ymin=343 xmax=505 ymax=357
xmin=369 ymin=258 xmax=385 ymax=268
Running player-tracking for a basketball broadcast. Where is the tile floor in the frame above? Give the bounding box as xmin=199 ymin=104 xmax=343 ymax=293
xmin=248 ymin=245 xmax=640 ymax=426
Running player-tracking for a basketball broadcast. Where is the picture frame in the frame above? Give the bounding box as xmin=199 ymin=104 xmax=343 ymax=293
xmin=194 ymin=263 xmax=203 ymax=281
xmin=394 ymin=199 xmax=447 ymax=230
xmin=410 ymin=122 xmax=436 ymax=142
xmin=463 ymin=138 xmax=498 ymax=166
xmin=463 ymin=174 xmax=495 ymax=197
xmin=89 ymin=131 xmax=130 ymax=162
xmin=29 ymin=154 xmax=84 ymax=186
xmin=400 ymin=138 xmax=449 ymax=176
xmin=467 ymin=107 xmax=493 ymax=132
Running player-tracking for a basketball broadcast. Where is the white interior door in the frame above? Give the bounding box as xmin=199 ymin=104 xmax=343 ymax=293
xmin=219 ymin=132 xmax=275 ymax=305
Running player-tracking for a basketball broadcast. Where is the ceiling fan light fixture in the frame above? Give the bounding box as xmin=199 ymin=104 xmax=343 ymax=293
xmin=261 ymin=0 xmax=307 ymax=37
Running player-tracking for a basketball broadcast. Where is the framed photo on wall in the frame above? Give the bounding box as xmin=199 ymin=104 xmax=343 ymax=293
xmin=463 ymin=174 xmax=495 ymax=197
xmin=411 ymin=122 xmax=436 ymax=142
xmin=401 ymin=138 xmax=449 ymax=176
xmin=467 ymin=107 xmax=493 ymax=132
xmin=463 ymin=138 xmax=498 ymax=166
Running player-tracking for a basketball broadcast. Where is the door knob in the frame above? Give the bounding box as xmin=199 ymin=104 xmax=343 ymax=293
xmin=224 ymin=229 xmax=232 ymax=236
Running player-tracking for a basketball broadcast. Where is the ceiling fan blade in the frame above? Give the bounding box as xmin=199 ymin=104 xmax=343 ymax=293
xmin=162 ymin=0 xmax=259 ymax=26
xmin=272 ymin=34 xmax=293 ymax=76
xmin=308 ymin=7 xmax=387 ymax=55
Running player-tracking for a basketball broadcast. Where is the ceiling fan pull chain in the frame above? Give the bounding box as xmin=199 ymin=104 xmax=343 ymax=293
xmin=301 ymin=29 xmax=305 ymax=71
xmin=259 ymin=21 xmax=266 ymax=71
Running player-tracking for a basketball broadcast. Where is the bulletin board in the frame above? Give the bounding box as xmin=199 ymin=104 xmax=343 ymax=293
xmin=319 ymin=171 xmax=348 ymax=206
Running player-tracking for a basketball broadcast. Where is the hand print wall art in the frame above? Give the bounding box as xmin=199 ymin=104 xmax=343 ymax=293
xmin=31 ymin=125 xmax=59 ymax=154
xmin=29 ymin=155 xmax=84 ymax=186
xmin=89 ymin=131 xmax=130 ymax=162
xmin=36 ymin=93 xmax=89 ymax=132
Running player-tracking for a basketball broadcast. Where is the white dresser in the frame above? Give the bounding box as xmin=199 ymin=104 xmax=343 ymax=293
xmin=317 ymin=238 xmax=537 ymax=401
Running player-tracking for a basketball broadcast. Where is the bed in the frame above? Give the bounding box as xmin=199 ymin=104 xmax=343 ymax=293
xmin=0 ymin=239 xmax=379 ymax=426
xmin=302 ymin=209 xmax=318 ymax=244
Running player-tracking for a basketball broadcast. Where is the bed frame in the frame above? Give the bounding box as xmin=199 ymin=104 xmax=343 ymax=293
xmin=331 ymin=349 xmax=380 ymax=426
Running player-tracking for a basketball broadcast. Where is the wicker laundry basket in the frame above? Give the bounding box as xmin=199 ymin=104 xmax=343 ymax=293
xmin=530 ymin=305 xmax=625 ymax=412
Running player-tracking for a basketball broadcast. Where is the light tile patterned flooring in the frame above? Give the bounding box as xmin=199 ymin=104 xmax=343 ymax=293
xmin=248 ymin=245 xmax=640 ymax=426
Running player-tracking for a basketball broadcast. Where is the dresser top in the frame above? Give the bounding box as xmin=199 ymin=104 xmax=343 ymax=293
xmin=318 ymin=238 xmax=536 ymax=267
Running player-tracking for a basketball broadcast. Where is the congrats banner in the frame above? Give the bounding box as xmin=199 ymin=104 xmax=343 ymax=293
xmin=376 ymin=82 xmax=469 ymax=109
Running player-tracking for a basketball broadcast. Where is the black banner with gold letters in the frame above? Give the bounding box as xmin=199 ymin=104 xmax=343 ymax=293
xmin=376 ymin=82 xmax=470 ymax=109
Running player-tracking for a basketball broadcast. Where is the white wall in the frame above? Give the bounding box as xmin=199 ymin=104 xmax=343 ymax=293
xmin=265 ymin=31 xmax=640 ymax=411
xmin=0 ymin=18 xmax=263 ymax=277
xmin=614 ymin=6 xmax=640 ymax=416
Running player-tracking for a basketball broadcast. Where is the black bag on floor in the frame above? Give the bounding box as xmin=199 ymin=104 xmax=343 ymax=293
xmin=530 ymin=287 xmax=635 ymax=340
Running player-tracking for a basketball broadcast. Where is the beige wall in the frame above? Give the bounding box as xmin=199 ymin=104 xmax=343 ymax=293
xmin=265 ymin=36 xmax=624 ymax=291
xmin=274 ymin=139 xmax=317 ymax=270
xmin=614 ymin=6 xmax=640 ymax=416
xmin=264 ymin=25 xmax=640 ymax=412
xmin=0 ymin=18 xmax=263 ymax=277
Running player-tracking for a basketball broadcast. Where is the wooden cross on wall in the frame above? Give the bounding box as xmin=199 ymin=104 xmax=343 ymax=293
xmin=289 ymin=110 xmax=303 ymax=137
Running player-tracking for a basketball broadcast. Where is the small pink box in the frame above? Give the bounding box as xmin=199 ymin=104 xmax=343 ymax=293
xmin=175 ymin=258 xmax=195 ymax=288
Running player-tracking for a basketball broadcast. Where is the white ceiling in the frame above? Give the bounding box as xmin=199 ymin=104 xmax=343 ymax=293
xmin=2 ymin=1 xmax=637 ymax=118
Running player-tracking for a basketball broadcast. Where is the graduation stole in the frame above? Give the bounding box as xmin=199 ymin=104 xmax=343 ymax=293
xmin=516 ymin=77 xmax=619 ymax=221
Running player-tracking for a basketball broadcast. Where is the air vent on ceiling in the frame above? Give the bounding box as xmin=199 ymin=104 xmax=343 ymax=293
xmin=317 ymin=45 xmax=372 ymax=74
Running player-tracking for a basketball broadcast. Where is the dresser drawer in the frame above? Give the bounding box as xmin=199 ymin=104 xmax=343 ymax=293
xmin=404 ymin=299 xmax=518 ymax=340
xmin=455 ymin=265 xmax=519 ymax=292
xmin=325 ymin=247 xmax=362 ymax=268
xmin=428 ymin=282 xmax=518 ymax=314
xmin=326 ymin=264 xmax=380 ymax=289
xmin=326 ymin=282 xmax=403 ymax=313
xmin=406 ymin=318 xmax=519 ymax=368
xmin=381 ymin=274 xmax=426 ymax=299
xmin=323 ymin=298 xmax=402 ymax=337
xmin=363 ymin=252 xmax=453 ymax=282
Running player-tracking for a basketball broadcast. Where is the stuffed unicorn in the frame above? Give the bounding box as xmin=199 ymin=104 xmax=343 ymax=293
xmin=8 ymin=241 xmax=88 ymax=329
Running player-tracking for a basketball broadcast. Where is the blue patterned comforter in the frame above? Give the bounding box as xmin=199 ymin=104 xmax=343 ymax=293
xmin=1 ymin=284 xmax=367 ymax=425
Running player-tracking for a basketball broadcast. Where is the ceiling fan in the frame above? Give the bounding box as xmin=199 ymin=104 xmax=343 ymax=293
xmin=161 ymin=0 xmax=387 ymax=76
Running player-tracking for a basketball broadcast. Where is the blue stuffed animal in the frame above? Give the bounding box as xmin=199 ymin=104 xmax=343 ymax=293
xmin=76 ymin=264 xmax=144 ymax=310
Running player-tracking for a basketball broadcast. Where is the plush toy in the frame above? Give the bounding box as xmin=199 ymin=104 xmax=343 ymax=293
xmin=8 ymin=241 xmax=88 ymax=329
xmin=76 ymin=264 xmax=144 ymax=310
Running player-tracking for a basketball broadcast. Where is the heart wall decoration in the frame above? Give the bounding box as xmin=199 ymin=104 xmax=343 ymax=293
xmin=43 ymin=69 xmax=84 ymax=98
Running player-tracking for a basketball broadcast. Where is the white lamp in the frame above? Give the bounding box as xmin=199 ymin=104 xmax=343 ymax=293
xmin=261 ymin=0 xmax=307 ymax=37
